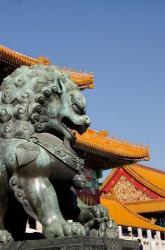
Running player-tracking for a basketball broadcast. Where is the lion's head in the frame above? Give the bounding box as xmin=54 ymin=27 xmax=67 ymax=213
xmin=0 ymin=65 xmax=90 ymax=146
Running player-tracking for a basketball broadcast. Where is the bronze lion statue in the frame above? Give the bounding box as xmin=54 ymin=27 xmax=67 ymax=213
xmin=0 ymin=65 xmax=118 ymax=243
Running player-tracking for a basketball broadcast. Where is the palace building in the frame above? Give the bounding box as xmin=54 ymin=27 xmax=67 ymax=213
xmin=100 ymin=164 xmax=165 ymax=249
xmin=101 ymin=164 xmax=165 ymax=228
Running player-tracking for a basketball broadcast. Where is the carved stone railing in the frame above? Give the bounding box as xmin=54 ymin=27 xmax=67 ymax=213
xmin=118 ymin=226 xmax=165 ymax=250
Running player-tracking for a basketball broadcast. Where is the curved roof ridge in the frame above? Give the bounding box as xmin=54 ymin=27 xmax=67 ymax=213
xmin=125 ymin=198 xmax=165 ymax=206
xmin=0 ymin=44 xmax=50 ymax=65
xmin=124 ymin=165 xmax=165 ymax=197
xmin=75 ymin=129 xmax=149 ymax=160
xmin=84 ymin=129 xmax=149 ymax=149
xmin=132 ymin=163 xmax=165 ymax=175
xmin=101 ymin=196 xmax=165 ymax=231
xmin=0 ymin=44 xmax=94 ymax=89
xmin=101 ymin=195 xmax=146 ymax=218
xmin=126 ymin=198 xmax=165 ymax=213
xmin=56 ymin=65 xmax=94 ymax=77
xmin=58 ymin=67 xmax=94 ymax=89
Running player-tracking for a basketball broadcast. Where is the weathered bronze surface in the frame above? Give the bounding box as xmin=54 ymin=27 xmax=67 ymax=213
xmin=0 ymin=65 xmax=118 ymax=245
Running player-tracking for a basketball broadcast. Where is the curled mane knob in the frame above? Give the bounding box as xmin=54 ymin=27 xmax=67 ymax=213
xmin=14 ymin=105 xmax=27 ymax=120
xmin=1 ymin=122 xmax=14 ymax=138
xmin=18 ymin=108 xmax=25 ymax=114
xmin=35 ymin=94 xmax=45 ymax=105
xmin=14 ymin=76 xmax=25 ymax=87
xmin=21 ymin=92 xmax=29 ymax=99
xmin=35 ymin=105 xmax=41 ymax=113
xmin=52 ymin=84 xmax=61 ymax=94
xmin=1 ymin=85 xmax=16 ymax=104
xmin=17 ymin=191 xmax=23 ymax=198
xmin=35 ymin=123 xmax=43 ymax=132
xmin=9 ymin=176 xmax=18 ymax=189
xmin=0 ymin=106 xmax=13 ymax=123
xmin=43 ymin=88 xmax=51 ymax=98
xmin=4 ymin=125 xmax=11 ymax=133
xmin=31 ymin=113 xmax=40 ymax=123
xmin=16 ymin=89 xmax=33 ymax=103
xmin=0 ymin=109 xmax=7 ymax=116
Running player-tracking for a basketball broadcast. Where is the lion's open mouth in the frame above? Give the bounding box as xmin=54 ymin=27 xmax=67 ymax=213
xmin=61 ymin=117 xmax=89 ymax=153
xmin=62 ymin=117 xmax=89 ymax=135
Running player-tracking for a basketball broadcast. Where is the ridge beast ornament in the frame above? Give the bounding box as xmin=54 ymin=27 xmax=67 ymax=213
xmin=0 ymin=65 xmax=118 ymax=243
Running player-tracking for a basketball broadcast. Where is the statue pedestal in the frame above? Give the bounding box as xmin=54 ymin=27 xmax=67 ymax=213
xmin=6 ymin=237 xmax=138 ymax=250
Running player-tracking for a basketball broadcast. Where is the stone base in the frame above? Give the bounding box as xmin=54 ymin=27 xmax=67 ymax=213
xmin=6 ymin=237 xmax=138 ymax=250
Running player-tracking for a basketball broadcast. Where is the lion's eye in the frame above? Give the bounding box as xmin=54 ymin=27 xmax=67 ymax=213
xmin=72 ymin=104 xmax=83 ymax=115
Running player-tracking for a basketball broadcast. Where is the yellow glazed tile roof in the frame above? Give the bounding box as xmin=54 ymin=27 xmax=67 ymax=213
xmin=0 ymin=44 xmax=50 ymax=66
xmin=75 ymin=129 xmax=149 ymax=160
xmin=100 ymin=196 xmax=165 ymax=231
xmin=0 ymin=45 xmax=94 ymax=89
xmin=58 ymin=67 xmax=94 ymax=89
xmin=126 ymin=199 xmax=165 ymax=213
xmin=124 ymin=164 xmax=165 ymax=197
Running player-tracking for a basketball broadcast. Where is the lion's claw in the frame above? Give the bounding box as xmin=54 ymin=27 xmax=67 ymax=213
xmin=63 ymin=222 xmax=86 ymax=236
xmin=90 ymin=204 xmax=109 ymax=220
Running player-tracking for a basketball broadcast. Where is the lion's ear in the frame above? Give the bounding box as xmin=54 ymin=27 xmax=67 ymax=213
xmin=51 ymin=78 xmax=63 ymax=95
xmin=58 ymin=78 xmax=66 ymax=94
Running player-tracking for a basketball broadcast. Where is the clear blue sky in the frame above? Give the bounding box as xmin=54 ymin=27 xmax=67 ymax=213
xmin=1 ymin=0 xmax=165 ymax=177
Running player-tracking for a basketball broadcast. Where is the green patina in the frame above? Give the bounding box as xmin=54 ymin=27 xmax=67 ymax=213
xmin=0 ymin=65 xmax=118 ymax=244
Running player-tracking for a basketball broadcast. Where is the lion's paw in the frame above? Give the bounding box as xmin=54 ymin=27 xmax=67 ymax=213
xmin=63 ymin=221 xmax=86 ymax=236
xmin=0 ymin=230 xmax=13 ymax=246
xmin=90 ymin=204 xmax=109 ymax=221
xmin=44 ymin=221 xmax=86 ymax=238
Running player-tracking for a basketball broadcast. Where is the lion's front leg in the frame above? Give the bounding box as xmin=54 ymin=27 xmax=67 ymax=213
xmin=10 ymin=175 xmax=85 ymax=238
xmin=0 ymin=173 xmax=13 ymax=246
xmin=11 ymin=175 xmax=66 ymax=238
